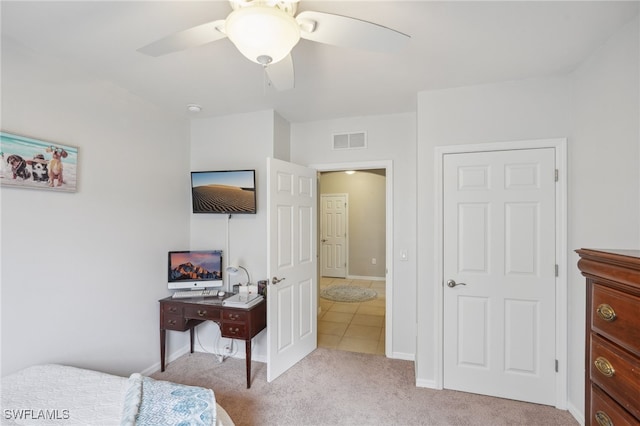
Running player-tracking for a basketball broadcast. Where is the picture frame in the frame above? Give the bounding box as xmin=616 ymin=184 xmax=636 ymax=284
xmin=0 ymin=131 xmax=78 ymax=192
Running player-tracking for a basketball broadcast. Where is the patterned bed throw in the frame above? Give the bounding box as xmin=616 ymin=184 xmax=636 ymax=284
xmin=121 ymin=373 xmax=216 ymax=426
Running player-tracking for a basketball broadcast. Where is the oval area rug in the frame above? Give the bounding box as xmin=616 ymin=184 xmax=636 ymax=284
xmin=320 ymin=285 xmax=377 ymax=303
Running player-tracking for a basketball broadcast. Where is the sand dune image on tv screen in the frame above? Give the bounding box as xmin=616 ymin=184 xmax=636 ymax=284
xmin=192 ymin=184 xmax=255 ymax=213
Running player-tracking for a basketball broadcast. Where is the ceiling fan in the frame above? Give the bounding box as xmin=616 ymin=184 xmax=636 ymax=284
xmin=137 ymin=0 xmax=410 ymax=90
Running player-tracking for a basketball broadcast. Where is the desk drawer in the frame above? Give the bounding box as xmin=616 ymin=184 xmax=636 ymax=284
xmin=591 ymin=384 xmax=638 ymax=426
xmin=223 ymin=310 xmax=248 ymax=322
xmin=162 ymin=314 xmax=187 ymax=331
xmin=183 ymin=306 xmax=221 ymax=321
xmin=590 ymin=334 xmax=640 ymax=419
xmin=162 ymin=303 xmax=182 ymax=315
xmin=221 ymin=323 xmax=247 ymax=339
xmin=592 ymin=284 xmax=640 ymax=357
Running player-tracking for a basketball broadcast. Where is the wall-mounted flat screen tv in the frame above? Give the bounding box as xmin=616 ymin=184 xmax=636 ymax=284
xmin=191 ymin=169 xmax=256 ymax=214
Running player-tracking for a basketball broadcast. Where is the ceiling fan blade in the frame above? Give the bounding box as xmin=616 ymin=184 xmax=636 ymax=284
xmin=296 ymin=11 xmax=409 ymax=53
xmin=265 ymin=54 xmax=295 ymax=91
xmin=137 ymin=19 xmax=227 ymax=57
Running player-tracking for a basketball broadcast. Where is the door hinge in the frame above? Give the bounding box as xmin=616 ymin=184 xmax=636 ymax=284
xmin=555 ymin=359 xmax=559 ymax=372
xmin=555 ymin=264 xmax=559 ymax=277
xmin=555 ymin=169 xmax=559 ymax=182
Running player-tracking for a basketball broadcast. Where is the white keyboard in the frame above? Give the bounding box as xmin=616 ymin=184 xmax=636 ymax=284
xmin=172 ymin=289 xmax=216 ymax=299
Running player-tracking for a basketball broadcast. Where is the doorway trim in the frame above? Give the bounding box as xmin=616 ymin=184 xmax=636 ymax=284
xmin=310 ymin=160 xmax=393 ymax=357
xmin=434 ymin=139 xmax=567 ymax=409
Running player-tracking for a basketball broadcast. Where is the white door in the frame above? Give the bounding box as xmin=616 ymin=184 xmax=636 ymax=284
xmin=266 ymin=157 xmax=317 ymax=382
xmin=320 ymin=194 xmax=347 ymax=278
xmin=443 ymin=148 xmax=556 ymax=405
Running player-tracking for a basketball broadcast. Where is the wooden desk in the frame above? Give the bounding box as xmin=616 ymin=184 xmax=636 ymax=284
xmin=159 ymin=296 xmax=267 ymax=388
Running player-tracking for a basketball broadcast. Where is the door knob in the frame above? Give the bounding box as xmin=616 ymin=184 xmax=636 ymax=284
xmin=446 ymin=279 xmax=466 ymax=288
xmin=272 ymin=276 xmax=286 ymax=285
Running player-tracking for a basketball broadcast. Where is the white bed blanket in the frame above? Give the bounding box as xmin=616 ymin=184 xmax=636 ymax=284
xmin=1 ymin=364 xmax=234 ymax=426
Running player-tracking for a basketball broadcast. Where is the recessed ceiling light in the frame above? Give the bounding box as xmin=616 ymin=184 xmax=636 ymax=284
xmin=187 ymin=104 xmax=202 ymax=113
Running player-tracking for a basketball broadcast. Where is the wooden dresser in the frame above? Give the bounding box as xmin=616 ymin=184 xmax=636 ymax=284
xmin=576 ymin=249 xmax=640 ymax=426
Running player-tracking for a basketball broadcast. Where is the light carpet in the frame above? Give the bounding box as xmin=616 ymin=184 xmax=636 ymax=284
xmin=320 ymin=285 xmax=378 ymax=302
xmin=151 ymin=348 xmax=577 ymax=426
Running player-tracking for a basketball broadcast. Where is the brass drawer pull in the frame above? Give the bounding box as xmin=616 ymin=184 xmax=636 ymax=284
xmin=594 ymin=410 xmax=613 ymax=426
xmin=168 ymin=307 xmax=177 ymax=313
xmin=594 ymin=356 xmax=615 ymax=377
xmin=228 ymin=314 xmax=239 ymax=320
xmin=228 ymin=327 xmax=240 ymax=334
xmin=197 ymin=310 xmax=207 ymax=317
xmin=168 ymin=319 xmax=176 ymax=326
xmin=596 ymin=304 xmax=616 ymax=322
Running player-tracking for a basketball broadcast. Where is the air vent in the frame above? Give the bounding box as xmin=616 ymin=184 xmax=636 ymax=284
xmin=332 ymin=131 xmax=367 ymax=150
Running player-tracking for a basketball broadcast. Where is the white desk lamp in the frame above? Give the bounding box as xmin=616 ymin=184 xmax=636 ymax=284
xmin=226 ymin=265 xmax=251 ymax=291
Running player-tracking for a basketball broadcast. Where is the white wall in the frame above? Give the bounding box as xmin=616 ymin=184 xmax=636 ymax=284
xmin=1 ymin=39 xmax=191 ymax=376
xmin=185 ymin=110 xmax=277 ymax=360
xmin=567 ymin=14 xmax=639 ymax=419
xmin=415 ymin=15 xmax=639 ymax=421
xmin=291 ymin=113 xmax=417 ymax=358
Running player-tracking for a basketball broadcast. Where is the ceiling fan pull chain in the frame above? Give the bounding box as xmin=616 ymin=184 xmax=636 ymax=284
xmin=263 ymin=65 xmax=267 ymax=95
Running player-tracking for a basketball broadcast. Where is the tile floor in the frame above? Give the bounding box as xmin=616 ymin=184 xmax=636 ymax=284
xmin=318 ymin=277 xmax=386 ymax=355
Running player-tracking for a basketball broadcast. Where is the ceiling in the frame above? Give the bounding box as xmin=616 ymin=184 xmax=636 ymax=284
xmin=2 ymin=1 xmax=638 ymax=123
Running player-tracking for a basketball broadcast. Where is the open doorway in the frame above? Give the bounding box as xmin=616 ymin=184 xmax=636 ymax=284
xmin=316 ymin=168 xmax=388 ymax=356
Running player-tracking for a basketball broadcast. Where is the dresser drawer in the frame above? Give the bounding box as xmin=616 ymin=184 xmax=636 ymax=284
xmin=183 ymin=305 xmax=221 ymax=321
xmin=590 ymin=333 xmax=640 ymax=420
xmin=221 ymin=323 xmax=247 ymax=339
xmin=592 ymin=284 xmax=640 ymax=357
xmin=591 ymin=384 xmax=638 ymax=426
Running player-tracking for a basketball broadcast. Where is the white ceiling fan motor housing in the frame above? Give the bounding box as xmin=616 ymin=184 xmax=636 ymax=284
xmin=226 ymin=2 xmax=301 ymax=65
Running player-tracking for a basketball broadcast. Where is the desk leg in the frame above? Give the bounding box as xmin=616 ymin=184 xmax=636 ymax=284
xmin=245 ymin=339 xmax=252 ymax=389
xmin=190 ymin=326 xmax=195 ymax=353
xmin=160 ymin=328 xmax=166 ymax=372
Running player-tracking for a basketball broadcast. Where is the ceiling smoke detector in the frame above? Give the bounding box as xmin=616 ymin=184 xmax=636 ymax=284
xmin=187 ymin=104 xmax=202 ymax=113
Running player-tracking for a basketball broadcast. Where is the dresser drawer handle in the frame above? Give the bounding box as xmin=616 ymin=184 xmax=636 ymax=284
xmin=197 ymin=310 xmax=207 ymax=317
xmin=228 ymin=314 xmax=239 ymax=320
xmin=168 ymin=319 xmax=176 ymax=326
xmin=594 ymin=356 xmax=615 ymax=377
xmin=596 ymin=304 xmax=616 ymax=322
xmin=168 ymin=307 xmax=177 ymax=313
xmin=228 ymin=327 xmax=240 ymax=334
xmin=594 ymin=410 xmax=613 ymax=426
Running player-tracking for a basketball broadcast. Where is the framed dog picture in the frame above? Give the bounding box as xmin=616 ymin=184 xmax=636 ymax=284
xmin=0 ymin=131 xmax=78 ymax=192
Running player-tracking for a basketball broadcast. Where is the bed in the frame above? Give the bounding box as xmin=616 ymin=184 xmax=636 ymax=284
xmin=1 ymin=364 xmax=235 ymax=425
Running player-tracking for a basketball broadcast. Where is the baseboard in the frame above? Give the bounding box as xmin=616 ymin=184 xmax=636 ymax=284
xmin=140 ymin=345 xmax=190 ymax=376
xmin=390 ymin=351 xmax=415 ymax=361
xmin=347 ymin=275 xmax=386 ymax=281
xmin=566 ymin=400 xmax=585 ymax=425
xmin=416 ymin=378 xmax=438 ymax=389
xmin=193 ymin=347 xmax=268 ymax=364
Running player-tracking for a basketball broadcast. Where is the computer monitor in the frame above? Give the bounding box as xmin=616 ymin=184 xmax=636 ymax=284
xmin=167 ymin=250 xmax=223 ymax=291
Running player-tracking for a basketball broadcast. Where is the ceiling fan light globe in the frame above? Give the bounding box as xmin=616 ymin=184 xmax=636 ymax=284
xmin=225 ymin=5 xmax=300 ymax=65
